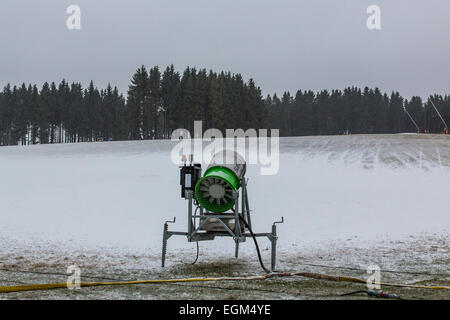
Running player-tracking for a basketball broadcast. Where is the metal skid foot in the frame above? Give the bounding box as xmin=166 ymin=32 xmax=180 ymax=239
xmin=161 ymin=217 xmax=175 ymax=268
xmin=271 ymin=217 xmax=284 ymax=272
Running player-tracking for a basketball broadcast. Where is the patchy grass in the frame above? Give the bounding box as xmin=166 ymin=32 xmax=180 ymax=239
xmin=1 ymin=262 xmax=448 ymax=300
xmin=1 ymin=235 xmax=449 ymax=300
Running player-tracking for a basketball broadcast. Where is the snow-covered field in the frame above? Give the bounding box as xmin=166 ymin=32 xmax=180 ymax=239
xmin=0 ymin=134 xmax=449 ymax=299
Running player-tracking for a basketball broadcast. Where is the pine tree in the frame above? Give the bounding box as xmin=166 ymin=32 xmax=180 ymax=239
xmin=29 ymin=85 xmax=40 ymax=144
xmin=207 ymin=71 xmax=227 ymax=132
xmin=161 ymin=65 xmax=181 ymax=137
xmin=294 ymin=90 xmax=314 ymax=135
xmin=38 ymin=83 xmax=51 ymax=144
xmin=68 ymin=82 xmax=84 ymax=142
xmin=147 ymin=66 xmax=161 ymax=139
xmin=388 ymin=92 xmax=404 ymax=133
xmin=126 ymin=66 xmax=149 ymax=140
xmin=1 ymin=84 xmax=14 ymax=145
xmin=179 ymin=67 xmax=197 ymax=134
xmin=58 ymin=80 xmax=70 ymax=143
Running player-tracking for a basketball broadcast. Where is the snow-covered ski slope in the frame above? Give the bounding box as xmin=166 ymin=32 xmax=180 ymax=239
xmin=0 ymin=134 xmax=449 ymax=255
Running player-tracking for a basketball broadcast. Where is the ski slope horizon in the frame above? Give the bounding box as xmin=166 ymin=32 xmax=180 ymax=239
xmin=0 ymin=134 xmax=449 ymax=259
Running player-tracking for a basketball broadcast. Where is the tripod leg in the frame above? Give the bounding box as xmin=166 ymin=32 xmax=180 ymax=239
xmin=162 ymin=223 xmax=168 ymax=267
xmin=271 ymin=224 xmax=277 ymax=272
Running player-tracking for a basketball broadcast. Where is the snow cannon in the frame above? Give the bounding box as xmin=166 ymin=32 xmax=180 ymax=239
xmin=162 ymin=150 xmax=283 ymax=272
xmin=195 ymin=150 xmax=246 ymax=213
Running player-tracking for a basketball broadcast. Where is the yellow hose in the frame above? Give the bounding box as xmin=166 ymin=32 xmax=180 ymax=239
xmin=290 ymin=272 xmax=450 ymax=290
xmin=0 ymin=275 xmax=269 ymax=293
xmin=0 ymin=272 xmax=448 ymax=294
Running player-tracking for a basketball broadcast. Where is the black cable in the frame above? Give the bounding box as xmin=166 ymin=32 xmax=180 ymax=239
xmin=238 ymin=215 xmax=270 ymax=274
xmin=341 ymin=290 xmax=403 ymax=299
xmin=192 ymin=241 xmax=199 ymax=265
xmin=191 ymin=206 xmax=200 ymax=265
xmin=340 ymin=290 xmax=368 ymax=297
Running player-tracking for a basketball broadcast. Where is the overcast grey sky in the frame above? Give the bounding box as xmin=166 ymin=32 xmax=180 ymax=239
xmin=1 ymin=0 xmax=449 ymax=99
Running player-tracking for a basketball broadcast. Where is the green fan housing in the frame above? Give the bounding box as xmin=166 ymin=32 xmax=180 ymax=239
xmin=195 ymin=166 xmax=241 ymax=213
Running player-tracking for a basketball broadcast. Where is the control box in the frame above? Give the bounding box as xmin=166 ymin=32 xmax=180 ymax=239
xmin=180 ymin=163 xmax=202 ymax=198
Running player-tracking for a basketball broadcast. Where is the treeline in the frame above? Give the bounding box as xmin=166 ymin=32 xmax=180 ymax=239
xmin=125 ymin=65 xmax=266 ymax=140
xmin=0 ymin=65 xmax=449 ymax=146
xmin=0 ymin=81 xmax=125 ymax=145
xmin=0 ymin=65 xmax=266 ymax=145
xmin=266 ymin=88 xmax=450 ymax=136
